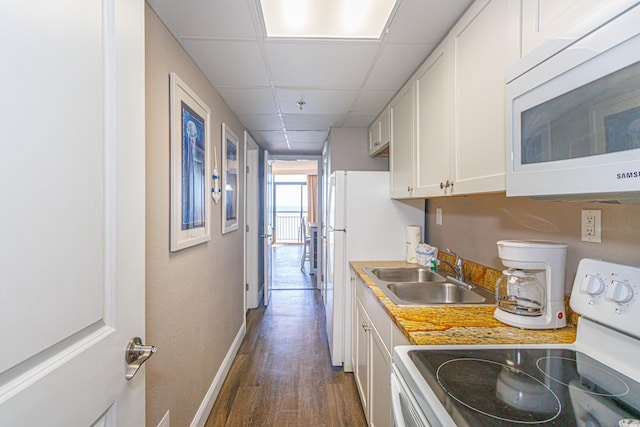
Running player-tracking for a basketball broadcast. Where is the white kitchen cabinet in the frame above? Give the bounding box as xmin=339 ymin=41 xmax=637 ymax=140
xmin=369 ymin=106 xmax=390 ymax=156
xmin=392 ymin=0 xmax=514 ymax=199
xmin=351 ymin=272 xmax=409 ymax=427
xmin=413 ymin=40 xmax=453 ymax=197
xmin=354 ymin=300 xmax=370 ymax=420
xmin=370 ymin=327 xmax=392 ymax=427
xmin=389 ymin=80 xmax=415 ymax=198
xmin=520 ymin=0 xmax=640 ymax=61
xmin=449 ymin=0 xmax=512 ymax=195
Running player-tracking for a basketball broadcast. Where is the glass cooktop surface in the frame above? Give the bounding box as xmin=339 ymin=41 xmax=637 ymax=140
xmin=408 ymin=348 xmax=640 ymax=426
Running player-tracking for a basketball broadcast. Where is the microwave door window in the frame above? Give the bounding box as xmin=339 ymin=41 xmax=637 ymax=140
xmin=521 ymin=60 xmax=640 ymax=165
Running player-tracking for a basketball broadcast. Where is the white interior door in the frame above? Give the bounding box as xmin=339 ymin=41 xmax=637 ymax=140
xmin=263 ymin=151 xmax=274 ymax=306
xmin=0 ymin=1 xmax=146 ymax=425
xmin=244 ymin=132 xmax=260 ymax=309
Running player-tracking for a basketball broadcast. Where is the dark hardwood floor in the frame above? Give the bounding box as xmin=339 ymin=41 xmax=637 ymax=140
xmin=205 ymin=246 xmax=366 ymax=426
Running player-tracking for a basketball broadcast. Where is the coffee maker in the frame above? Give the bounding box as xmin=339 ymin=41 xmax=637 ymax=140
xmin=494 ymin=240 xmax=568 ymax=329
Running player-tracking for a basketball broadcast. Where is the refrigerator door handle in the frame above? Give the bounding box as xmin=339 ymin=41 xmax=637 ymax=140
xmin=327 ymin=226 xmax=346 ymax=233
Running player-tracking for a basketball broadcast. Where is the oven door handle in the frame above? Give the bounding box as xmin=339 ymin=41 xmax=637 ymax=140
xmin=390 ymin=370 xmax=408 ymax=427
xmin=391 ymin=366 xmax=430 ymax=427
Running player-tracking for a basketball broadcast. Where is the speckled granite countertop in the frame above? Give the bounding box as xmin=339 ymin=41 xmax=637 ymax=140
xmin=350 ymin=260 xmax=576 ymax=346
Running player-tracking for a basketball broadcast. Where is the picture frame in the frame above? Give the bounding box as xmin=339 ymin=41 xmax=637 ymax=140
xmin=169 ymin=73 xmax=211 ymax=251
xmin=222 ymin=123 xmax=239 ymax=233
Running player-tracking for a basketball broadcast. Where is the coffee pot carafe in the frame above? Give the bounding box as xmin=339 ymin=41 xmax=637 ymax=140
xmin=494 ymin=240 xmax=568 ymax=329
xmin=496 ymin=269 xmax=545 ymax=316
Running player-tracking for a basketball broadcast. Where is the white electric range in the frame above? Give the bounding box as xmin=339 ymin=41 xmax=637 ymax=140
xmin=392 ymin=258 xmax=640 ymax=427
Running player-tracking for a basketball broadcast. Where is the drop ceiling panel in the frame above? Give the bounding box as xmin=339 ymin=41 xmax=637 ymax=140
xmin=286 ymin=142 xmax=326 ymax=154
xmin=238 ymin=114 xmax=284 ymax=132
xmin=254 ymin=130 xmax=287 ymax=146
xmin=364 ymin=42 xmax=435 ymax=89
xmin=276 ymin=88 xmax=358 ymax=115
xmin=265 ymin=41 xmax=379 ymax=88
xmin=149 ymin=0 xmax=473 ymax=154
xmin=181 ymin=39 xmax=270 ymax=87
xmin=216 ymin=87 xmax=278 ymax=115
xmin=263 ymin=141 xmax=291 ymax=152
xmin=283 ymin=115 xmax=342 ymax=131
xmin=287 ymin=130 xmax=329 ymax=144
xmin=385 ymin=0 xmax=473 ymax=43
xmin=147 ymin=0 xmax=257 ymax=39
xmin=349 ymin=89 xmax=397 ymax=116
xmin=342 ymin=115 xmax=378 ymax=127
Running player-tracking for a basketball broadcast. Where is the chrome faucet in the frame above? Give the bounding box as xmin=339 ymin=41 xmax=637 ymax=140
xmin=440 ymin=249 xmax=465 ymax=282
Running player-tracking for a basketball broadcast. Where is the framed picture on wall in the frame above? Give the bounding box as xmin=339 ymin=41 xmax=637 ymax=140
xmin=222 ymin=123 xmax=239 ymax=233
xmin=169 ymin=72 xmax=211 ymax=251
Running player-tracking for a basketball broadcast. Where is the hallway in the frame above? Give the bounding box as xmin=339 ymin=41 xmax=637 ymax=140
xmin=272 ymin=244 xmax=315 ymax=290
xmin=205 ymin=246 xmax=366 ymax=426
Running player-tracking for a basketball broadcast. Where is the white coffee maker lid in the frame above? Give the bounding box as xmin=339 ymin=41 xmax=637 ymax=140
xmin=497 ymin=240 xmax=568 ymax=249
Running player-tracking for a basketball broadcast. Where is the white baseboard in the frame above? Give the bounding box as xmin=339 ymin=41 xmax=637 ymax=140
xmin=157 ymin=410 xmax=170 ymax=427
xmin=189 ymin=321 xmax=246 ymax=427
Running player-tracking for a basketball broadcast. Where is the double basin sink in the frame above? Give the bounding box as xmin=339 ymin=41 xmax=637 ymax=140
xmin=363 ymin=267 xmax=496 ymax=306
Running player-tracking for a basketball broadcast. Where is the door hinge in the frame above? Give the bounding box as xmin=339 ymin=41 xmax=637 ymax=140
xmin=246 ymin=224 xmax=249 ymax=232
xmin=245 ymin=283 xmax=249 ymax=291
xmin=246 ymin=166 xmax=250 ymax=174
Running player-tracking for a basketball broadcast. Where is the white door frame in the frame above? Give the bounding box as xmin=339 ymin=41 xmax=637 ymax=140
xmin=263 ymin=151 xmax=273 ymax=306
xmin=267 ymin=153 xmax=323 ymax=286
xmin=244 ymin=132 xmax=260 ymax=310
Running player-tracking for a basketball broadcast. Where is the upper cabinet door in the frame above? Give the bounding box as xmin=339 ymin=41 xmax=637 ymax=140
xmin=450 ymin=0 xmax=512 ymax=195
xmin=413 ymin=40 xmax=452 ymax=197
xmin=389 ymin=81 xmax=416 ymax=198
xmin=369 ymin=106 xmax=391 ymax=157
xmin=515 ymin=0 xmax=640 ymax=78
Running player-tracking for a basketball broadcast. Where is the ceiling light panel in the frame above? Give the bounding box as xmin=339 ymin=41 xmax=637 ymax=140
xmin=259 ymin=0 xmax=397 ymax=39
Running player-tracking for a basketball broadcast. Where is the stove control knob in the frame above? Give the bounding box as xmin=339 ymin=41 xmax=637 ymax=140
xmin=605 ymin=280 xmax=634 ymax=303
xmin=581 ymin=274 xmax=605 ymax=295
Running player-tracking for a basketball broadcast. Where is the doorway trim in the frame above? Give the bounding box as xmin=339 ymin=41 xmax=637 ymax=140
xmin=269 ymin=154 xmax=323 ymax=287
xmin=244 ymin=132 xmax=260 ymax=310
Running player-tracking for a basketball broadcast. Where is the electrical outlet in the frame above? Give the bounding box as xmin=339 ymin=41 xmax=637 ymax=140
xmin=436 ymin=208 xmax=443 ymax=226
xmin=581 ymin=210 xmax=601 ymax=243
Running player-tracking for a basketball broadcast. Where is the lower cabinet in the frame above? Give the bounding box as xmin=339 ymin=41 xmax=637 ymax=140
xmin=354 ymin=301 xmax=370 ymax=420
xmin=351 ymin=273 xmax=410 ymax=427
xmin=370 ymin=327 xmax=391 ymax=427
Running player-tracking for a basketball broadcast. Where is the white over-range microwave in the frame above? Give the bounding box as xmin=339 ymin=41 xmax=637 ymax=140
xmin=507 ymin=4 xmax=640 ymax=202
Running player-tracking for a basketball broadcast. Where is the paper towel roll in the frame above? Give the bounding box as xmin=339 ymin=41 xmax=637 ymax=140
xmin=406 ymin=225 xmax=422 ymax=263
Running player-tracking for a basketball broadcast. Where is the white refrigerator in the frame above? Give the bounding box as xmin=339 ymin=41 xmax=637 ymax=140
xmin=324 ymin=171 xmax=424 ymax=369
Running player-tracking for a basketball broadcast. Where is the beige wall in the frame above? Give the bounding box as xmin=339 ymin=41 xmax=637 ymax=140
xmin=326 ymin=127 xmax=389 ymax=173
xmin=145 ymin=6 xmax=246 ymax=427
xmin=427 ymin=193 xmax=640 ymax=293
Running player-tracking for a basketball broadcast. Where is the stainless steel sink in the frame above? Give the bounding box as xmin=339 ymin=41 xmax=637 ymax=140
xmin=363 ymin=267 xmax=495 ymax=306
xmin=368 ymin=267 xmax=446 ymax=283
xmin=386 ymin=282 xmax=488 ymax=305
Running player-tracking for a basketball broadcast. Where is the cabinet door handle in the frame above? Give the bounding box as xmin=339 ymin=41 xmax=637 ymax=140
xmin=361 ymin=322 xmax=371 ymax=331
xmin=440 ymin=180 xmax=453 ymax=189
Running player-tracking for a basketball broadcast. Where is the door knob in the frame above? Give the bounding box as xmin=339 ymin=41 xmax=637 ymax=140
xmin=125 ymin=337 xmax=157 ymax=380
